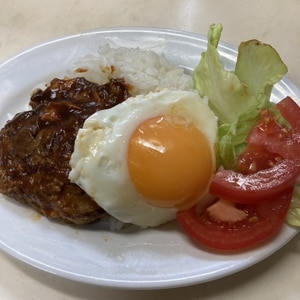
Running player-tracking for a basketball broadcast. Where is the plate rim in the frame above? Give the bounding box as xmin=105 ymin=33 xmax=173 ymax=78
xmin=0 ymin=26 xmax=299 ymax=290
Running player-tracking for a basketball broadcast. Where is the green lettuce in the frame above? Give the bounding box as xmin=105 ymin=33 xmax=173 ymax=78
xmin=193 ymin=23 xmax=288 ymax=169
xmin=286 ymin=185 xmax=300 ymax=227
xmin=217 ymin=108 xmax=261 ymax=170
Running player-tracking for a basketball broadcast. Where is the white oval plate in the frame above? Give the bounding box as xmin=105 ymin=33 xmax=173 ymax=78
xmin=0 ymin=27 xmax=299 ymax=290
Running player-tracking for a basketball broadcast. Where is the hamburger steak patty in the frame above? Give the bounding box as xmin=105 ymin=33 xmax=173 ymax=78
xmin=0 ymin=77 xmax=131 ymax=224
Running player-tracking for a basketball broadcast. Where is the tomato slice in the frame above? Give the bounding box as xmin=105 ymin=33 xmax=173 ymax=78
xmin=209 ymin=159 xmax=300 ymax=204
xmin=244 ymin=104 xmax=300 ymax=163
xmin=236 ymin=144 xmax=282 ymax=174
xmin=176 ymin=188 xmax=293 ymax=250
xmin=275 ymin=96 xmax=300 ymax=133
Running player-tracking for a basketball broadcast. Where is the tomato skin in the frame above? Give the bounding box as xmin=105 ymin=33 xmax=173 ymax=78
xmin=275 ymin=96 xmax=300 ymax=133
xmin=244 ymin=104 xmax=300 ymax=163
xmin=209 ymin=159 xmax=300 ymax=204
xmin=176 ymin=188 xmax=293 ymax=250
xmin=235 ymin=99 xmax=300 ymax=183
xmin=236 ymin=144 xmax=281 ymax=175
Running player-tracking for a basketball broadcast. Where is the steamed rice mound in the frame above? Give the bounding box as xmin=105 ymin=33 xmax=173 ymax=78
xmin=71 ymin=45 xmax=193 ymax=95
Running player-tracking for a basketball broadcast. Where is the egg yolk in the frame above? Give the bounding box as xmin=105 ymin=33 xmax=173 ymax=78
xmin=127 ymin=114 xmax=214 ymax=209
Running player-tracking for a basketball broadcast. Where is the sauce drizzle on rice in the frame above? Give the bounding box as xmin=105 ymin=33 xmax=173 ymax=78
xmin=70 ymin=45 xmax=193 ymax=96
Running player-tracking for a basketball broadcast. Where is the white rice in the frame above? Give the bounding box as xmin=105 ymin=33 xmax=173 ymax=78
xmin=70 ymin=45 xmax=193 ymax=95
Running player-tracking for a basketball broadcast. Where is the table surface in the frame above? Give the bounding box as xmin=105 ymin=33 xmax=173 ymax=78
xmin=1 ymin=1 xmax=300 ymax=299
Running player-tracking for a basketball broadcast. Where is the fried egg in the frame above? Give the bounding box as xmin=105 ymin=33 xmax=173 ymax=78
xmin=69 ymin=90 xmax=218 ymax=228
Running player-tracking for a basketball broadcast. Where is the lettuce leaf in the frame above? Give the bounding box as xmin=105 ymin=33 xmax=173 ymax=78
xmin=193 ymin=23 xmax=287 ymax=125
xmin=193 ymin=23 xmax=288 ymax=168
xmin=217 ymin=107 xmax=261 ymax=170
xmin=286 ymin=185 xmax=300 ymax=227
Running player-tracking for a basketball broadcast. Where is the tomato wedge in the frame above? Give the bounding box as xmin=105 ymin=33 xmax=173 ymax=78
xmin=209 ymin=159 xmax=300 ymax=204
xmin=275 ymin=96 xmax=300 ymax=133
xmin=245 ymin=102 xmax=300 ymax=163
xmin=236 ymin=144 xmax=282 ymax=174
xmin=176 ymin=188 xmax=293 ymax=250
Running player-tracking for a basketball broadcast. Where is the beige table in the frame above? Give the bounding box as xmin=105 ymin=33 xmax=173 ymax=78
xmin=1 ymin=1 xmax=300 ymax=299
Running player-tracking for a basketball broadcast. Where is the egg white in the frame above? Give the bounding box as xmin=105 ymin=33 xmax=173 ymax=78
xmin=69 ymin=90 xmax=218 ymax=228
